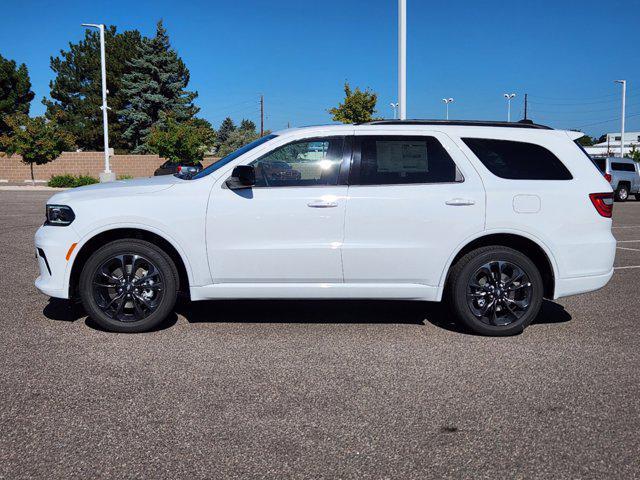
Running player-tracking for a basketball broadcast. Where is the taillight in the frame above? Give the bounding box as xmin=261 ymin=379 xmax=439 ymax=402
xmin=604 ymin=173 xmax=612 ymax=183
xmin=177 ymin=165 xmax=182 ymax=173
xmin=589 ymin=193 xmax=614 ymax=218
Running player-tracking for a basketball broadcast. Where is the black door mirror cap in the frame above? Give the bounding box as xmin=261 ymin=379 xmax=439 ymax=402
xmin=226 ymin=165 xmax=256 ymax=190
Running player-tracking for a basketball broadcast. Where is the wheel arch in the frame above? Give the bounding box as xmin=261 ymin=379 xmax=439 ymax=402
xmin=441 ymin=231 xmax=557 ymax=299
xmin=68 ymin=227 xmax=191 ymax=300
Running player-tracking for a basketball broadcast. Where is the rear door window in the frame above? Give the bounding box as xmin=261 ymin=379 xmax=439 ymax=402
xmin=462 ymin=138 xmax=573 ymax=180
xmin=353 ymin=135 xmax=462 ymax=185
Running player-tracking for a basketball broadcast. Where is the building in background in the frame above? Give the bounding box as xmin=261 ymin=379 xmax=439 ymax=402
xmin=585 ymin=132 xmax=640 ymax=158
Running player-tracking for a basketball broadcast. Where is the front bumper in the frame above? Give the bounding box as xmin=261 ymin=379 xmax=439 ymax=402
xmin=34 ymin=225 xmax=80 ymax=299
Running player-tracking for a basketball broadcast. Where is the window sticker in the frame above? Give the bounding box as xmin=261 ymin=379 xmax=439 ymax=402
xmin=376 ymin=141 xmax=428 ymax=173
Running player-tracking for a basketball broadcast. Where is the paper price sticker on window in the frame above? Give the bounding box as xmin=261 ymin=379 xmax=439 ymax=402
xmin=376 ymin=141 xmax=428 ymax=173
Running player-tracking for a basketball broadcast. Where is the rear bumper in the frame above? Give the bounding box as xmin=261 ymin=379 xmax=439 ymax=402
xmin=554 ymin=268 xmax=614 ymax=299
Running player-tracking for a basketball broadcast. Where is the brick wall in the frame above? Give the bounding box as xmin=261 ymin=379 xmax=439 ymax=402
xmin=0 ymin=152 xmax=219 ymax=183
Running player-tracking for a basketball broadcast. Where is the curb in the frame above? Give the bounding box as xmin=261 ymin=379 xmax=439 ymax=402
xmin=0 ymin=186 xmax=69 ymax=191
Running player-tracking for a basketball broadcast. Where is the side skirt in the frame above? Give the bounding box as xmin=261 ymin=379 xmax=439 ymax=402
xmin=190 ymin=283 xmax=440 ymax=302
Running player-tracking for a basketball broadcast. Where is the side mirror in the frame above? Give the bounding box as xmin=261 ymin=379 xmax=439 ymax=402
xmin=226 ymin=165 xmax=255 ymax=190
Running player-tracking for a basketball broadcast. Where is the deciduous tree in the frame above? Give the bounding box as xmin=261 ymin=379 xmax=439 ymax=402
xmin=0 ymin=114 xmax=75 ymax=184
xmin=328 ymin=82 xmax=378 ymax=124
xmin=146 ymin=115 xmax=216 ymax=164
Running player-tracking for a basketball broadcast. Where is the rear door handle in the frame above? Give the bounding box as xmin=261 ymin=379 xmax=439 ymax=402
xmin=307 ymin=200 xmax=338 ymax=208
xmin=445 ymin=198 xmax=475 ymax=206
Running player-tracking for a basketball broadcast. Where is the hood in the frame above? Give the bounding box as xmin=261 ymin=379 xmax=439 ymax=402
xmin=47 ymin=175 xmax=184 ymax=204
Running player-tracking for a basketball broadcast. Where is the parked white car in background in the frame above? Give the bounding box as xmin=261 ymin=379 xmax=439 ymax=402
xmin=35 ymin=120 xmax=616 ymax=335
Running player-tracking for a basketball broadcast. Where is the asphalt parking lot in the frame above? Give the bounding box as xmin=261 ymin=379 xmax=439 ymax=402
xmin=0 ymin=190 xmax=639 ymax=480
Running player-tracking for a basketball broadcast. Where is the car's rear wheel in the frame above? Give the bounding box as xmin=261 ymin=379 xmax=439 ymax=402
xmin=615 ymin=184 xmax=629 ymax=202
xmin=447 ymin=246 xmax=543 ymax=336
xmin=79 ymin=239 xmax=177 ymax=333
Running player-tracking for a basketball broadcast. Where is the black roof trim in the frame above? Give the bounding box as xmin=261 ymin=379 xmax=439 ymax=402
xmin=358 ymin=119 xmax=553 ymax=130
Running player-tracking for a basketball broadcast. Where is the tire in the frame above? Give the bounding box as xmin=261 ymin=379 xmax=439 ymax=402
xmin=447 ymin=246 xmax=544 ymax=336
xmin=635 ymin=193 xmax=640 ymax=201
xmin=79 ymin=239 xmax=178 ymax=333
xmin=615 ymin=184 xmax=629 ymax=202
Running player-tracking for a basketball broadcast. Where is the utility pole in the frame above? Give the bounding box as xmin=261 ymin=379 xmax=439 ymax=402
xmin=82 ymin=23 xmax=114 ymax=182
xmin=615 ymin=80 xmax=626 ymax=157
xmin=260 ymin=94 xmax=264 ymax=136
xmin=523 ymin=93 xmax=528 ymax=120
xmin=398 ymin=0 xmax=407 ymax=120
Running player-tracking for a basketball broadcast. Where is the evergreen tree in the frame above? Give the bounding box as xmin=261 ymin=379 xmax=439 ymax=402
xmin=0 ymin=55 xmax=35 ymax=135
xmin=328 ymin=82 xmax=378 ymax=124
xmin=217 ymin=117 xmax=236 ymax=145
xmin=217 ymin=128 xmax=260 ymax=157
xmin=44 ymin=26 xmax=143 ymax=151
xmin=240 ymin=119 xmax=256 ymax=132
xmin=119 ymin=20 xmax=198 ymax=152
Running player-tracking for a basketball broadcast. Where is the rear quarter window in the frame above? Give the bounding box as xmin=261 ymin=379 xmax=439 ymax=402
xmin=462 ymin=138 xmax=573 ymax=180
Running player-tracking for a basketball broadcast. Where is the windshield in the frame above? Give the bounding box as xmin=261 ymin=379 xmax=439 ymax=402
xmin=191 ymin=134 xmax=277 ymax=179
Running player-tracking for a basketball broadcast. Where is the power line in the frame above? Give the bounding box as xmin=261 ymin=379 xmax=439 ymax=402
xmin=574 ymin=112 xmax=640 ymax=129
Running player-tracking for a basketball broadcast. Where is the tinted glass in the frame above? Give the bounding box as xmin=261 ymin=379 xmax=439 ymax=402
xmin=251 ymin=137 xmax=344 ymax=187
xmin=612 ymin=162 xmax=636 ymax=172
xmin=357 ymin=136 xmax=461 ymax=185
xmin=462 ymin=138 xmax=573 ymax=180
xmin=193 ymin=134 xmax=277 ymax=179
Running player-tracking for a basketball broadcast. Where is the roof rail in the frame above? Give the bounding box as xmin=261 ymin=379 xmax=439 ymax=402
xmin=358 ymin=119 xmax=553 ymax=130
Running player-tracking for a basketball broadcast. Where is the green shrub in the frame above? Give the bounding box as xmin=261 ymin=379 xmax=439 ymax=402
xmin=48 ymin=174 xmax=76 ymax=188
xmin=74 ymin=175 xmax=99 ymax=186
xmin=117 ymin=174 xmax=134 ymax=180
xmin=48 ymin=174 xmax=99 ymax=188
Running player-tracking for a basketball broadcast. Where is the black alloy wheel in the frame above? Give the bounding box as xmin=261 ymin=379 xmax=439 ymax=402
xmin=79 ymin=239 xmax=177 ymax=333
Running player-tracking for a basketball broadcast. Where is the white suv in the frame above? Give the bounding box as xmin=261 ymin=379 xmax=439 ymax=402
xmin=35 ymin=120 xmax=616 ymax=335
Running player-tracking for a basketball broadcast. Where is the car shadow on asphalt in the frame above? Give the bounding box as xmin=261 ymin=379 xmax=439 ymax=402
xmin=43 ymin=297 xmax=571 ymax=335
xmin=42 ymin=298 xmax=178 ymax=333
xmin=177 ymin=298 xmax=572 ymax=335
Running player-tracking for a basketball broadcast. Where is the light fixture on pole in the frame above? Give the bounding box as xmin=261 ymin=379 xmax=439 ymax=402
xmin=390 ymin=102 xmax=399 ymax=119
xmin=503 ymin=93 xmax=516 ymax=122
xmin=398 ymin=0 xmax=406 ymax=120
xmin=615 ymin=80 xmax=626 ymax=158
xmin=442 ymin=98 xmax=454 ymax=120
xmin=82 ymin=23 xmax=114 ymax=182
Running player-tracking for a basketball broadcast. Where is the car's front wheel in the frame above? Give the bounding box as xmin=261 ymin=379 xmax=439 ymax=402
xmin=447 ymin=246 xmax=543 ymax=336
xmin=79 ymin=239 xmax=177 ymax=333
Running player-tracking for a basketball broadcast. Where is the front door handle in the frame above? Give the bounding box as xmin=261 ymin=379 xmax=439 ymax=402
xmin=445 ymin=198 xmax=475 ymax=206
xmin=307 ymin=200 xmax=338 ymax=208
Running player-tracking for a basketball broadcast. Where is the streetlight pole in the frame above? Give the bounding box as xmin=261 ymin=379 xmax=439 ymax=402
xmin=390 ymin=102 xmax=399 ymax=119
xmin=82 ymin=23 xmax=114 ymax=182
xmin=398 ymin=0 xmax=406 ymax=120
xmin=615 ymin=80 xmax=626 ymax=158
xmin=503 ymin=93 xmax=516 ymax=122
xmin=442 ymin=98 xmax=454 ymax=120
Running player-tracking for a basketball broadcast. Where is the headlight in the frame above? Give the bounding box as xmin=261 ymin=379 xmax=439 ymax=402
xmin=46 ymin=205 xmax=75 ymax=226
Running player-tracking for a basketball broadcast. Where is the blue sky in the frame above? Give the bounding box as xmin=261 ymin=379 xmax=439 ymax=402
xmin=2 ymin=0 xmax=639 ymax=136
